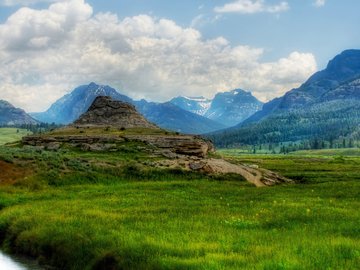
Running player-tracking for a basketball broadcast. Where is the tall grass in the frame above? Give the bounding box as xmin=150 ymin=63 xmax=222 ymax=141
xmin=0 ymin=147 xmax=359 ymax=269
xmin=0 ymin=128 xmax=31 ymax=145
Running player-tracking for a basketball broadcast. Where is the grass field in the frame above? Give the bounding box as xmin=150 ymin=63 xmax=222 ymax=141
xmin=290 ymin=148 xmax=360 ymax=156
xmin=0 ymin=145 xmax=359 ymax=269
xmin=0 ymin=128 xmax=31 ymax=145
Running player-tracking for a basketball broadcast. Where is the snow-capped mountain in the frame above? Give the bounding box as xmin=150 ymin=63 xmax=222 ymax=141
xmin=170 ymin=96 xmax=211 ymax=116
xmin=170 ymin=89 xmax=263 ymax=127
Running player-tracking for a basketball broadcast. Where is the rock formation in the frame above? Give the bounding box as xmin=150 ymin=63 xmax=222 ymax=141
xmin=22 ymin=134 xmax=213 ymax=158
xmin=22 ymin=95 xmax=292 ymax=187
xmin=153 ymin=158 xmax=292 ymax=187
xmin=23 ymin=96 xmax=213 ymax=158
xmin=73 ymin=96 xmax=158 ymax=129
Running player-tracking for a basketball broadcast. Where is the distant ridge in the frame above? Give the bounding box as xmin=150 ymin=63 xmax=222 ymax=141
xmin=0 ymin=100 xmax=38 ymax=126
xmin=31 ymin=83 xmax=225 ymax=134
xmin=170 ymin=96 xmax=212 ymax=116
xmin=170 ymin=89 xmax=263 ymax=127
xmin=208 ymin=49 xmax=360 ymax=146
xmin=31 ymin=83 xmax=132 ymax=125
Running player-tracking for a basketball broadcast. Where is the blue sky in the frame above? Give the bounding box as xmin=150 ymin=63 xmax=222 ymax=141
xmin=0 ymin=0 xmax=359 ymax=111
xmin=86 ymin=0 xmax=360 ymax=67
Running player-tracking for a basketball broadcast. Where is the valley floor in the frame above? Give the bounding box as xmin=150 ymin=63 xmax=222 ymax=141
xmin=0 ymin=128 xmax=31 ymax=145
xmin=0 ymin=146 xmax=359 ymax=269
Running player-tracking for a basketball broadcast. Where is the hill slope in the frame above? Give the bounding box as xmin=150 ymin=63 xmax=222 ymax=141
xmin=136 ymin=100 xmax=226 ymax=134
xmin=0 ymin=100 xmax=38 ymax=126
xmin=209 ymin=49 xmax=360 ymax=146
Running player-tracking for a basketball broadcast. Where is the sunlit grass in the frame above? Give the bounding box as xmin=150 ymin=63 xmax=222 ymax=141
xmin=0 ymin=147 xmax=359 ymax=269
xmin=0 ymin=128 xmax=31 ymax=145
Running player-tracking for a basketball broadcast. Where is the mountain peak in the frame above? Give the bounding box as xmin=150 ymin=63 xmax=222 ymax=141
xmin=88 ymin=82 xmax=99 ymax=87
xmin=306 ymin=49 xmax=360 ymax=86
xmin=325 ymin=49 xmax=360 ymax=75
xmin=31 ymin=83 xmax=133 ymax=124
xmin=0 ymin=100 xmax=39 ymax=126
xmin=169 ymin=88 xmax=263 ymax=127
xmin=229 ymin=89 xmax=248 ymax=95
xmin=277 ymin=49 xmax=360 ymax=109
xmin=204 ymin=89 xmax=263 ymax=127
xmin=170 ymin=96 xmax=212 ymax=116
xmin=181 ymin=96 xmax=210 ymax=102
xmin=0 ymin=100 xmax=13 ymax=108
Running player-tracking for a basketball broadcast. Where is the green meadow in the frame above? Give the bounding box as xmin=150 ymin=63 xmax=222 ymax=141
xmin=0 ymin=128 xmax=31 ymax=145
xmin=0 ymin=145 xmax=359 ymax=269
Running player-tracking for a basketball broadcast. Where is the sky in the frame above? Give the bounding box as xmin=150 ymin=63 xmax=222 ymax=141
xmin=0 ymin=0 xmax=359 ymax=112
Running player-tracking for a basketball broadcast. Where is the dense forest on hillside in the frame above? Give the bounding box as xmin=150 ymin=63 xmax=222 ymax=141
xmin=209 ymin=99 xmax=360 ymax=148
xmin=0 ymin=123 xmax=62 ymax=134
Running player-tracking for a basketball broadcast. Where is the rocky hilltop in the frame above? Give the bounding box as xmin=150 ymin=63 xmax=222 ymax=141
xmin=73 ymin=96 xmax=157 ymax=129
xmin=24 ymin=96 xmax=213 ymax=158
xmin=23 ymin=96 xmax=291 ymax=186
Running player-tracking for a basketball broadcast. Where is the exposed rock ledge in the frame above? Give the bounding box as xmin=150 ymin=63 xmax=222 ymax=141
xmin=22 ymin=134 xmax=214 ymax=158
xmin=22 ymin=95 xmax=291 ymax=187
xmin=22 ymin=134 xmax=291 ymax=186
xmin=154 ymin=158 xmax=293 ymax=187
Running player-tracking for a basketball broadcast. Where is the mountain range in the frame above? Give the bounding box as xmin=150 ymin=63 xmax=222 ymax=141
xmin=30 ymin=83 xmax=227 ymax=134
xmin=2 ymin=49 xmax=360 ymax=143
xmin=169 ymin=96 xmax=212 ymax=116
xmin=30 ymin=84 xmax=263 ymax=133
xmin=0 ymin=100 xmax=38 ymax=126
xmin=209 ymin=49 xmax=360 ymax=147
xmin=170 ymin=89 xmax=263 ymax=127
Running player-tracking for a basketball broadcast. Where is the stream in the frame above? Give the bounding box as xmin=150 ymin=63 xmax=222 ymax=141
xmin=0 ymin=251 xmax=43 ymax=270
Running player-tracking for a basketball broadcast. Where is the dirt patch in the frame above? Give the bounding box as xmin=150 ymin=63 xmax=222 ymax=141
xmin=0 ymin=160 xmax=31 ymax=185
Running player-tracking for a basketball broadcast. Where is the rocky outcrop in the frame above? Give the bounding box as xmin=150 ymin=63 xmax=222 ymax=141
xmin=22 ymin=135 xmax=125 ymax=152
xmin=73 ymin=96 xmax=158 ymax=129
xmin=21 ymin=95 xmax=290 ymax=186
xmin=22 ymin=133 xmax=213 ymax=157
xmin=192 ymin=159 xmax=292 ymax=186
xmin=23 ymin=96 xmax=214 ymax=157
xmin=154 ymin=158 xmax=293 ymax=186
xmin=123 ymin=135 xmax=213 ymax=158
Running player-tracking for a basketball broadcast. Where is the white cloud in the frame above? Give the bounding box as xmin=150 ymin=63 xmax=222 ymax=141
xmin=190 ymin=14 xmax=222 ymax=29
xmin=314 ymin=0 xmax=326 ymax=7
xmin=0 ymin=0 xmax=56 ymax=6
xmin=0 ymin=0 xmax=316 ymax=112
xmin=214 ymin=0 xmax=289 ymax=14
xmin=0 ymin=0 xmax=92 ymax=51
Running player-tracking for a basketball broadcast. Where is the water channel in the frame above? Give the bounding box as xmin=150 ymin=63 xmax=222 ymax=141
xmin=0 ymin=251 xmax=43 ymax=270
